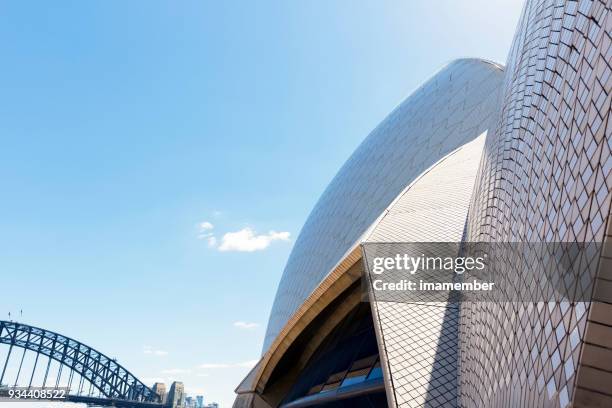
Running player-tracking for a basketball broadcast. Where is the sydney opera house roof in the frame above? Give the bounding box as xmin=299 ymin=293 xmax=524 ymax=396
xmin=264 ymin=58 xmax=505 ymax=350
xmin=235 ymin=1 xmax=612 ymax=407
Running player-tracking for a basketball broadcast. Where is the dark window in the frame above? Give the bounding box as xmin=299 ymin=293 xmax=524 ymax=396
xmin=281 ymin=303 xmax=386 ymax=406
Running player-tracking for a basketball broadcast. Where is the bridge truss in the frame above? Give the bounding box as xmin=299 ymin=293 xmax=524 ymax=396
xmin=0 ymin=320 xmax=161 ymax=405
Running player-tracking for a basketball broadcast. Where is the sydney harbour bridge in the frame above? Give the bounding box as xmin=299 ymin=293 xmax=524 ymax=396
xmin=0 ymin=320 xmax=183 ymax=407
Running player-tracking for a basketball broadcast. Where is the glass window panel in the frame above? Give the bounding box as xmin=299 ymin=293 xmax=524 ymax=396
xmin=307 ymin=384 xmax=323 ymax=395
xmin=320 ymin=381 xmax=341 ymax=392
xmin=341 ymin=368 xmax=370 ymax=387
xmin=367 ymin=361 xmax=383 ymax=380
xmin=350 ymin=355 xmax=377 ymax=371
xmin=321 ymin=370 xmax=346 ymax=392
xmin=325 ymin=371 xmax=346 ymax=384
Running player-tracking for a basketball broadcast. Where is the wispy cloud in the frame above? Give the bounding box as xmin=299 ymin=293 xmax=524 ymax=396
xmin=161 ymin=368 xmax=191 ymax=374
xmin=198 ymin=360 xmax=258 ymax=369
xmin=199 ymin=221 xmax=214 ymax=231
xmin=197 ymin=221 xmax=215 ymax=240
xmin=218 ymin=228 xmax=290 ymax=252
xmin=233 ymin=321 xmax=259 ymax=329
xmin=143 ymin=346 xmax=168 ymax=356
xmin=235 ymin=359 xmax=259 ymax=368
xmin=199 ymin=363 xmax=231 ymax=369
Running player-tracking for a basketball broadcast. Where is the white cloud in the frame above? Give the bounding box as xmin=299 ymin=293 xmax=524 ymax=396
xmin=197 ymin=221 xmax=216 ymax=240
xmin=198 ymin=360 xmax=258 ymax=369
xmin=236 ymin=359 xmax=259 ymax=368
xmin=161 ymin=368 xmax=191 ymax=374
xmin=199 ymin=221 xmax=214 ymax=231
xmin=197 ymin=220 xmax=290 ymax=253
xmin=143 ymin=346 xmax=168 ymax=356
xmin=218 ymin=228 xmax=290 ymax=252
xmin=207 ymin=236 xmax=218 ymax=248
xmin=233 ymin=321 xmax=259 ymax=329
xmin=199 ymin=363 xmax=231 ymax=369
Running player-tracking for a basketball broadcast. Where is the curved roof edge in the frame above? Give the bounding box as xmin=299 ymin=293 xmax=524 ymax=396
xmin=240 ymin=135 xmax=489 ymax=399
xmin=264 ymin=57 xmax=505 ymax=351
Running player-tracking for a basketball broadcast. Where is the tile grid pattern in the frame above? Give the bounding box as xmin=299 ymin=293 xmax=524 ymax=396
xmin=366 ymin=135 xmax=486 ymax=408
xmin=461 ymin=0 xmax=612 ymax=407
xmin=263 ymin=59 xmax=505 ymax=351
xmin=573 ymin=208 xmax=612 ymax=407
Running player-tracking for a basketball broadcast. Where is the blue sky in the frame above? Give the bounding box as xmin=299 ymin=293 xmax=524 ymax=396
xmin=0 ymin=1 xmax=522 ymax=406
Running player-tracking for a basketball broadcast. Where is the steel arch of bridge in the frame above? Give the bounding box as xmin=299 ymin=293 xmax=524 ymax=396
xmin=0 ymin=320 xmax=160 ymax=403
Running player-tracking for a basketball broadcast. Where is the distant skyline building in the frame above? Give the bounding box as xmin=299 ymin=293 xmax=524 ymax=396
xmin=167 ymin=382 xmax=185 ymax=408
xmin=234 ymin=0 xmax=612 ymax=407
xmin=152 ymin=382 xmax=167 ymax=404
